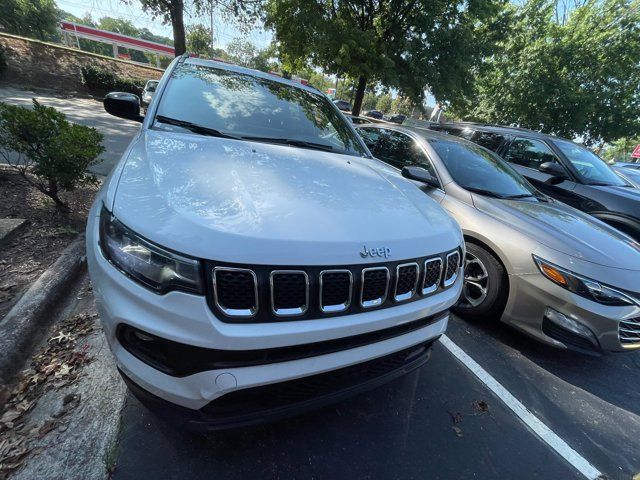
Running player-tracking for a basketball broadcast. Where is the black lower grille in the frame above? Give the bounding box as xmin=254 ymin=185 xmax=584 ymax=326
xmin=201 ymin=341 xmax=433 ymax=418
xmin=272 ymin=271 xmax=307 ymax=314
xmin=542 ymin=317 xmax=598 ymax=352
xmin=619 ymin=317 xmax=640 ymax=346
xmin=362 ymin=267 xmax=389 ymax=305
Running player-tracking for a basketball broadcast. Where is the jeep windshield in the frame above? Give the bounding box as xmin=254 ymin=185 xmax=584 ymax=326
xmin=154 ymin=62 xmax=368 ymax=157
xmin=430 ymin=139 xmax=539 ymax=199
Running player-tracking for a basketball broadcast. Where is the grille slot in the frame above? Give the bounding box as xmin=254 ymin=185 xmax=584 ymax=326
xmin=422 ymin=257 xmax=442 ymax=295
xmin=270 ymin=270 xmax=309 ymax=317
xmin=444 ymin=250 xmax=460 ymax=287
xmin=213 ymin=267 xmax=258 ymax=318
xmin=319 ymin=270 xmax=353 ymax=313
xmin=394 ymin=263 xmax=419 ymax=302
xmin=360 ymin=267 xmax=389 ymax=308
xmin=619 ymin=317 xmax=640 ymax=346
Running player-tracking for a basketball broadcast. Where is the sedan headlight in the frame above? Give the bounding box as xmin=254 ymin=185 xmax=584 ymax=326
xmin=99 ymin=206 xmax=202 ymax=294
xmin=533 ymin=255 xmax=637 ymax=307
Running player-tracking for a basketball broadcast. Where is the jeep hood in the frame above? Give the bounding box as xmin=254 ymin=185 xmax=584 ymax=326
xmin=473 ymin=195 xmax=640 ymax=271
xmin=110 ymin=130 xmax=461 ymax=265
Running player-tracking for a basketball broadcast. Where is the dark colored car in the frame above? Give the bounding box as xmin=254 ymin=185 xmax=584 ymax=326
xmin=364 ymin=110 xmax=383 ymax=119
xmin=384 ymin=114 xmax=406 ymax=124
xmin=333 ymin=99 xmax=352 ymax=111
xmin=346 ymin=114 xmax=374 ymax=124
xmin=430 ymin=123 xmax=640 ymax=241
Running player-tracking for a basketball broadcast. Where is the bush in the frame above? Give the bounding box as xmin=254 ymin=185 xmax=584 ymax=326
xmin=0 ymin=99 xmax=104 ymax=211
xmin=0 ymin=46 xmax=6 ymax=77
xmin=80 ymin=65 xmax=145 ymax=96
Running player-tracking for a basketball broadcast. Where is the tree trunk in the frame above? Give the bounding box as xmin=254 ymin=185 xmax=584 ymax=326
xmin=170 ymin=0 xmax=186 ymax=57
xmin=351 ymin=76 xmax=367 ymax=116
xmin=45 ymin=179 xmax=70 ymax=213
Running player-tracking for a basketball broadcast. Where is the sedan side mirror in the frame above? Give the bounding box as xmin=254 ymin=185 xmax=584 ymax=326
xmin=539 ymin=161 xmax=566 ymax=182
xmin=401 ymin=166 xmax=439 ymax=189
xmin=104 ymin=92 xmax=144 ymax=122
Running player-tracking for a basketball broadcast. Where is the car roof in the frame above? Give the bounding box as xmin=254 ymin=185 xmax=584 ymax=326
xmin=183 ymin=57 xmax=323 ymax=96
xmin=358 ymin=122 xmax=472 ymax=145
xmin=434 ymin=121 xmax=570 ymax=142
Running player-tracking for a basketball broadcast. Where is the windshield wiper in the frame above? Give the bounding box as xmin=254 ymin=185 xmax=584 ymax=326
xmin=155 ymin=115 xmax=241 ymax=139
xmin=503 ymin=193 xmax=535 ymax=199
xmin=240 ymin=136 xmax=336 ymax=153
xmin=465 ymin=187 xmax=507 ymax=199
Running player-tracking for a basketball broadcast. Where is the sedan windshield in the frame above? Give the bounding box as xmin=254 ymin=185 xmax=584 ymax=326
xmin=553 ymin=140 xmax=628 ymax=186
xmin=429 ymin=139 xmax=538 ymax=198
xmin=155 ymin=63 xmax=367 ymax=157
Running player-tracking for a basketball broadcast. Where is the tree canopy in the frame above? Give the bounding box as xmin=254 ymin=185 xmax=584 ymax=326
xmin=261 ymin=0 xmax=508 ymax=115
xmin=0 ymin=0 xmax=59 ymax=40
xmin=449 ymin=0 xmax=640 ymax=145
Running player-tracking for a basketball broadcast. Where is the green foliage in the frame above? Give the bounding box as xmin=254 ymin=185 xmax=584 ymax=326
xmin=262 ymin=0 xmax=508 ymax=114
xmin=602 ymin=137 xmax=640 ymax=163
xmin=0 ymin=46 xmax=6 ymax=77
xmin=80 ymin=65 xmax=146 ymax=96
xmin=0 ymin=0 xmax=59 ymax=40
xmin=450 ymin=0 xmax=640 ymax=145
xmin=376 ymin=94 xmax=392 ymax=113
xmin=187 ymin=24 xmax=213 ymax=56
xmin=0 ymin=100 xmax=104 ymax=210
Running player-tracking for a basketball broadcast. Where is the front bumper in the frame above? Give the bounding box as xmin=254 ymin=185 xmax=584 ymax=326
xmin=502 ymin=273 xmax=640 ymax=353
xmin=87 ymin=211 xmax=460 ymax=413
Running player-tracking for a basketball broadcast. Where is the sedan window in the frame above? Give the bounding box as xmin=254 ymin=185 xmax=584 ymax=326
xmin=504 ymin=138 xmax=564 ymax=171
xmin=554 ymin=140 xmax=629 ymax=187
xmin=471 ymin=131 xmax=505 ymax=152
xmin=430 ymin=139 xmax=537 ymax=198
xmin=375 ymin=130 xmax=438 ymax=179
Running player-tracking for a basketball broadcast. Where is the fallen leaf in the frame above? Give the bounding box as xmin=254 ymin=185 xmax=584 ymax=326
xmin=452 ymin=426 xmax=463 ymax=437
xmin=473 ymin=400 xmax=489 ymax=413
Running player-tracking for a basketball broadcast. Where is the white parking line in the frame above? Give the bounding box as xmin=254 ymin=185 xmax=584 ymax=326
xmin=439 ymin=335 xmax=603 ymax=480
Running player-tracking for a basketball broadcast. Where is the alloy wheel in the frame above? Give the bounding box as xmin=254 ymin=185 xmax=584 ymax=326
xmin=458 ymin=252 xmax=490 ymax=308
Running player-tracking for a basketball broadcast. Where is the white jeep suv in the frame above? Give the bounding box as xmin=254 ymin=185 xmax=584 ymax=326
xmin=87 ymin=55 xmax=464 ymax=430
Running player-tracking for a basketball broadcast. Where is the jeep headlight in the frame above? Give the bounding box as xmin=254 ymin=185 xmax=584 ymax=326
xmin=533 ymin=255 xmax=637 ymax=307
xmin=99 ymin=206 xmax=202 ymax=294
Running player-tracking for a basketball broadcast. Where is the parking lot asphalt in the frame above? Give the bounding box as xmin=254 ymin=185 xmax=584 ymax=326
xmin=0 ymin=86 xmax=138 ymax=176
xmin=110 ymin=315 xmax=640 ymax=480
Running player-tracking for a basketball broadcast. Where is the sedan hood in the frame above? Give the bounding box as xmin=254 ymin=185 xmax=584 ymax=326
xmin=473 ymin=196 xmax=640 ymax=271
xmin=111 ymin=130 xmax=460 ymax=265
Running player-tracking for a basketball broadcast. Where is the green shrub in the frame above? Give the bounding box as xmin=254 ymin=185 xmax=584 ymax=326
xmin=0 ymin=46 xmax=6 ymax=77
xmin=80 ymin=65 xmax=145 ymax=96
xmin=0 ymin=99 xmax=104 ymax=211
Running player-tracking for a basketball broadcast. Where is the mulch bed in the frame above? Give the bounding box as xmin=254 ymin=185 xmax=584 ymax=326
xmin=0 ymin=165 xmax=100 ymax=319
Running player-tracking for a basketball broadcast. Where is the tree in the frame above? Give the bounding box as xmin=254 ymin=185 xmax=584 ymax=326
xmin=450 ymin=0 xmax=640 ymax=145
xmin=602 ymin=137 xmax=640 ymax=163
xmin=262 ymin=0 xmax=507 ymax=115
xmin=132 ymin=0 xmax=189 ymax=55
xmin=0 ymin=0 xmax=59 ymax=40
xmin=187 ymin=23 xmax=213 ymax=56
xmin=376 ymin=94 xmax=392 ymax=113
xmin=0 ymin=100 xmax=103 ymax=211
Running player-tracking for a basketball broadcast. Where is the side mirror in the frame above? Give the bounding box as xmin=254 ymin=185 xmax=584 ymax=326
xmin=104 ymin=92 xmax=144 ymax=122
xmin=539 ymin=162 xmax=567 ymax=185
xmin=402 ymin=166 xmax=439 ymax=189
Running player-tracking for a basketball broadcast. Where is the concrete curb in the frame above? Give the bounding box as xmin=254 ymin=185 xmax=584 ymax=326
xmin=0 ymin=235 xmax=86 ymax=386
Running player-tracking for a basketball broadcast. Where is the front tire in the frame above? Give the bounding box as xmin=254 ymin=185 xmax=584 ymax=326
xmin=452 ymin=243 xmax=508 ymax=321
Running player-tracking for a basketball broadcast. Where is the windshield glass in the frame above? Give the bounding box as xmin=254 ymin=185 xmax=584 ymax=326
xmin=553 ymin=140 xmax=627 ymax=186
xmin=155 ymin=63 xmax=367 ymax=157
xmin=429 ymin=139 xmax=537 ymax=198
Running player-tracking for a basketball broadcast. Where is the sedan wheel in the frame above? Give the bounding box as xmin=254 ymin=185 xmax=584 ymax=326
xmin=458 ymin=253 xmax=489 ymax=308
xmin=452 ymin=242 xmax=508 ymax=321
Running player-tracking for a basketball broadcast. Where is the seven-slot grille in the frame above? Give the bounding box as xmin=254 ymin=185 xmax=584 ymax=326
xmin=209 ymin=248 xmax=461 ymax=322
xmin=619 ymin=317 xmax=640 ymax=346
xmin=444 ymin=251 xmax=461 ymax=287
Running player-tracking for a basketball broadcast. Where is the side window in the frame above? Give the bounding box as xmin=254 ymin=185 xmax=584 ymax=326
xmin=376 ymin=130 xmax=438 ymax=179
xmin=357 ymin=128 xmax=382 ymax=152
xmin=503 ymin=137 xmax=562 ymax=170
xmin=471 ymin=131 xmax=505 ymax=152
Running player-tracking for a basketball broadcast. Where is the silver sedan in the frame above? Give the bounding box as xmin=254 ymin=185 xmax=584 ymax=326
xmin=357 ymin=124 xmax=640 ymax=353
